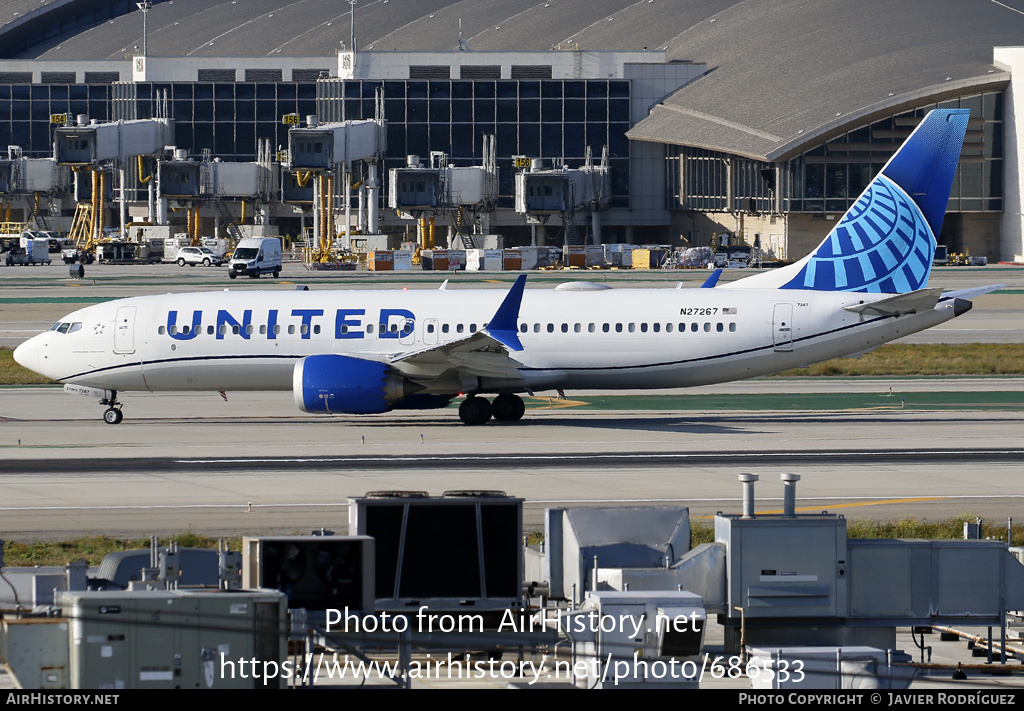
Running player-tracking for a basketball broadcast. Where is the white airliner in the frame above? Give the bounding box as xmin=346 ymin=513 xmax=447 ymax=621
xmin=14 ymin=109 xmax=1003 ymax=426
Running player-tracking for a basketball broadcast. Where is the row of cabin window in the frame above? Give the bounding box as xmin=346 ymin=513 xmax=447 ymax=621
xmin=159 ymin=320 xmax=738 ymax=337
xmin=517 ymin=322 xmax=738 ymax=334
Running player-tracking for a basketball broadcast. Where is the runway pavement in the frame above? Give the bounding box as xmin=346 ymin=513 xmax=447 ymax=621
xmin=0 ymin=384 xmax=1022 ymax=540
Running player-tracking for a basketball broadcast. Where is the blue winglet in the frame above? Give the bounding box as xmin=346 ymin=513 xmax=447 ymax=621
xmin=485 ymin=274 xmax=527 ymax=351
xmin=701 ymin=269 xmax=722 ymax=288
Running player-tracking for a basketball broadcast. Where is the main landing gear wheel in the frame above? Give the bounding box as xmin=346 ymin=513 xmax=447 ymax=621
xmin=459 ymin=396 xmax=492 ymax=425
xmin=492 ymin=393 xmax=526 ymax=422
xmin=100 ymin=391 xmax=124 ymax=424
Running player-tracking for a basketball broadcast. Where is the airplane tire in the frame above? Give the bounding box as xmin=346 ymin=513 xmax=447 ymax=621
xmin=103 ymin=408 xmax=123 ymax=425
xmin=459 ymin=396 xmax=492 ymax=425
xmin=492 ymin=393 xmax=525 ymax=422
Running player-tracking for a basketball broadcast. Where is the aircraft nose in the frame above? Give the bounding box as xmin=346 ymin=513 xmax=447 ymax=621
xmin=13 ymin=337 xmax=41 ymax=374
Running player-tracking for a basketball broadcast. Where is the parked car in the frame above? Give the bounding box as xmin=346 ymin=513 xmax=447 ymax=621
xmin=175 ymin=246 xmax=224 ymax=267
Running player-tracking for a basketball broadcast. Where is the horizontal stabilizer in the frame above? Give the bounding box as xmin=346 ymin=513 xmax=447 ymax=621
xmin=940 ymin=284 xmax=1008 ymax=301
xmin=842 ymin=288 xmax=941 ymax=316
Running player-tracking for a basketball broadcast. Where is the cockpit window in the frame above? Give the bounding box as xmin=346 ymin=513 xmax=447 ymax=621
xmin=68 ymin=323 xmax=82 ymax=333
xmin=49 ymin=322 xmax=82 ymax=334
xmin=57 ymin=323 xmax=70 ymax=334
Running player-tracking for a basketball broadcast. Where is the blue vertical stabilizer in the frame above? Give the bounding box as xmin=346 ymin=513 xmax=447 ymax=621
xmin=728 ymin=109 xmax=969 ymax=294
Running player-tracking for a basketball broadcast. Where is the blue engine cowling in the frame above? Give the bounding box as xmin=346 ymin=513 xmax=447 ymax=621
xmin=293 ymin=354 xmax=416 ymax=414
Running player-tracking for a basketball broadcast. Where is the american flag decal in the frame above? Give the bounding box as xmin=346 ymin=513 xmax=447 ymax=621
xmin=723 ymin=307 xmax=737 ymax=315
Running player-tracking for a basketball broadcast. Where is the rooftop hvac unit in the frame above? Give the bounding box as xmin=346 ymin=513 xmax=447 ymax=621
xmin=58 ymin=589 xmax=287 ymax=689
xmin=348 ymin=491 xmax=523 ymax=615
xmin=242 ymin=535 xmax=374 ymax=612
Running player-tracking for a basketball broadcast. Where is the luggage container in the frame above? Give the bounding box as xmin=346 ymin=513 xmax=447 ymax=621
xmin=367 ymin=250 xmax=394 ymax=271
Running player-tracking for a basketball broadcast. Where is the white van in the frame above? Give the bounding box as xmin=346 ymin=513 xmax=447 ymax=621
xmin=228 ymin=237 xmax=282 ymax=279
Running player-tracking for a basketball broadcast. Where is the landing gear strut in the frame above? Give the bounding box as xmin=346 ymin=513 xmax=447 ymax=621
xmin=458 ymin=394 xmax=526 ymax=425
xmin=100 ymin=391 xmax=124 ymax=425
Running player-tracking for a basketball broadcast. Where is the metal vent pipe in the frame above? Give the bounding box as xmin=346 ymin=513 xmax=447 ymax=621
xmin=781 ymin=473 xmax=800 ymax=517
xmin=739 ymin=473 xmax=758 ymax=518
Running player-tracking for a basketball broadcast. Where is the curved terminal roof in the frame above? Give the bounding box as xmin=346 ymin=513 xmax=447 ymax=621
xmin=1 ymin=0 xmax=1022 ymax=161
xmin=627 ymin=0 xmax=1020 ymax=161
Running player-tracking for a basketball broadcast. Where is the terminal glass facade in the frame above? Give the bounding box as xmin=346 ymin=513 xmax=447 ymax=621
xmin=0 ymin=78 xmax=631 ymax=208
xmin=669 ymin=92 xmax=1003 ymax=215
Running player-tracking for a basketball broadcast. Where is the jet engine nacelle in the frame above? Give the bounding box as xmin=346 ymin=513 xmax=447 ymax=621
xmin=293 ymin=354 xmax=416 ymax=414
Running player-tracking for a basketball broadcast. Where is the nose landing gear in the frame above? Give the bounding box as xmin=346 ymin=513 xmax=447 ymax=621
xmin=100 ymin=391 xmax=124 ymax=425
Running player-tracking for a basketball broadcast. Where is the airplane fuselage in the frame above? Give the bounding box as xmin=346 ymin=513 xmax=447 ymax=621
xmin=18 ymin=284 xmax=963 ymax=397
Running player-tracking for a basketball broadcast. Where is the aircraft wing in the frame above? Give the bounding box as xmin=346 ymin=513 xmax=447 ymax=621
xmin=387 ymin=274 xmax=528 ymax=382
xmin=389 ymin=331 xmax=525 ymax=380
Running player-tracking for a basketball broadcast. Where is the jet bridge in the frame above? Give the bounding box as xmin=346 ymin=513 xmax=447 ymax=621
xmin=388 ymin=139 xmax=499 ymax=253
xmin=155 ymin=143 xmax=276 ymax=251
xmin=54 ymin=115 xmax=174 ymax=256
xmin=514 ymin=147 xmax=610 ymax=246
xmin=287 ymin=110 xmax=386 ymax=261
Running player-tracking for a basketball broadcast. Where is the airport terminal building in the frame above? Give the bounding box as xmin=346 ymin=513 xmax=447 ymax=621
xmin=0 ymin=0 xmax=1023 ymax=261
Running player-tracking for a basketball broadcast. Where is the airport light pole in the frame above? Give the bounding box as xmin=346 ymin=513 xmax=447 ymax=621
xmin=349 ymin=0 xmax=357 ymax=54
xmin=137 ymin=1 xmax=152 ymax=57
